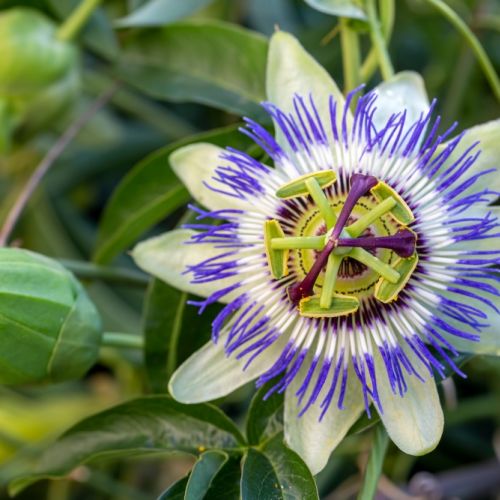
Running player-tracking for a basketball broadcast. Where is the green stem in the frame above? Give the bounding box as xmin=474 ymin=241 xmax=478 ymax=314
xmin=357 ymin=425 xmax=389 ymax=500
xmin=340 ymin=18 xmax=361 ymax=94
xmin=442 ymin=42 xmax=475 ymax=122
xmin=60 ymin=259 xmax=149 ymax=287
xmin=425 ymin=0 xmax=500 ymax=101
xmin=57 ymin=0 xmax=102 ymax=42
xmin=0 ymin=85 xmax=117 ymax=247
xmin=360 ymin=0 xmax=395 ymax=82
xmin=102 ymin=332 xmax=144 ymax=349
xmin=366 ymin=0 xmax=394 ymax=80
xmin=167 ymin=291 xmax=188 ymax=377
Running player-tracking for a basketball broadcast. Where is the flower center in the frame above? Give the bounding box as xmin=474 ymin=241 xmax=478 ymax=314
xmin=264 ymin=171 xmax=419 ymax=318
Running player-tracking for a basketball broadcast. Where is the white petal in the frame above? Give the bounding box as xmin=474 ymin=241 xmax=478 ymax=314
xmin=375 ymin=349 xmax=443 ymax=455
xmin=169 ymin=332 xmax=288 ymax=403
xmin=131 ymin=229 xmax=238 ymax=302
xmin=284 ymin=363 xmax=364 ymax=474
xmin=266 ymin=31 xmax=349 ymax=148
xmin=170 ymin=143 xmax=254 ymax=212
xmin=304 ymin=0 xmax=367 ymax=20
xmin=435 ymin=119 xmax=500 ymax=193
xmin=456 ymin=327 xmax=500 ymax=356
xmin=469 ymin=312 xmax=500 ymax=356
xmin=372 ymin=71 xmax=429 ymax=137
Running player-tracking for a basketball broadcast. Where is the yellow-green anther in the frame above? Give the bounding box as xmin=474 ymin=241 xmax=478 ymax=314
xmin=275 ymin=170 xmax=336 ymax=199
xmin=300 ymin=294 xmax=359 ymax=318
xmin=271 ymin=236 xmax=325 ymax=250
xmin=264 ymin=220 xmax=289 ymax=279
xmin=305 ymin=177 xmax=337 ymax=229
xmin=371 ymin=182 xmax=415 ymax=224
xmin=347 ymin=196 xmax=397 ymax=237
xmin=320 ymin=254 xmax=342 ymax=308
xmin=375 ymin=253 xmax=419 ymax=303
xmin=350 ymin=247 xmax=400 ymax=283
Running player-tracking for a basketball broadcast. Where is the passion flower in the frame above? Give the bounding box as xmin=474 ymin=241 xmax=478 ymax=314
xmin=133 ymin=32 xmax=499 ymax=473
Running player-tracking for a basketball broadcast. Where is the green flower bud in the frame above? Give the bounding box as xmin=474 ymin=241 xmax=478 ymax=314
xmin=0 ymin=249 xmax=102 ymax=385
xmin=0 ymin=8 xmax=77 ymax=95
xmin=0 ymin=8 xmax=80 ymax=147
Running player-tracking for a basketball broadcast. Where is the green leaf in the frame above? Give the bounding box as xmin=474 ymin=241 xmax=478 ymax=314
xmin=303 ymin=0 xmax=367 ymax=20
xmin=246 ymin=382 xmax=284 ymax=445
xmin=185 ymin=450 xmax=228 ymax=500
xmin=113 ymin=20 xmax=268 ymax=119
xmin=143 ymin=279 xmax=187 ymax=393
xmin=93 ymin=124 xmax=250 ymax=264
xmin=241 ymin=434 xmax=318 ymax=500
xmin=158 ymin=475 xmax=190 ymax=499
xmin=48 ymin=0 xmax=119 ymax=60
xmin=204 ymin=455 xmax=241 ymax=500
xmin=143 ymin=278 xmax=222 ymax=393
xmin=9 ymin=396 xmax=246 ymax=495
xmin=115 ymin=0 xmax=214 ymax=27
xmin=357 ymin=425 xmax=389 ymax=500
xmin=242 ymin=448 xmax=281 ymax=499
xmin=161 ymin=453 xmax=242 ymax=500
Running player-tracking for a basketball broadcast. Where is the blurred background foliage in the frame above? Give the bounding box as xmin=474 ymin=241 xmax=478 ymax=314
xmin=0 ymin=0 xmax=499 ymax=498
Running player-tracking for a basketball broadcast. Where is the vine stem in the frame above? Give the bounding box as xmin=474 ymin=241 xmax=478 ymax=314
xmin=60 ymin=259 xmax=149 ymax=287
xmin=366 ymin=0 xmax=394 ymax=80
xmin=425 ymin=0 xmax=500 ymax=101
xmin=340 ymin=18 xmax=361 ymax=94
xmin=101 ymin=332 xmax=144 ymax=349
xmin=357 ymin=425 xmax=389 ymax=500
xmin=57 ymin=0 xmax=103 ymax=42
xmin=0 ymin=84 xmax=118 ymax=247
xmin=360 ymin=0 xmax=395 ymax=82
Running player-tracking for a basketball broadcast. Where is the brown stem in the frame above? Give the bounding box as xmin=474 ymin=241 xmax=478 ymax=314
xmin=0 ymin=83 xmax=119 ymax=247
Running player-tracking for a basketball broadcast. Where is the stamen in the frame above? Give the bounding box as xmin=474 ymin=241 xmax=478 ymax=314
xmin=346 ymin=197 xmax=396 ymax=237
xmin=264 ymin=220 xmax=289 ymax=279
xmin=375 ymin=254 xmax=419 ymax=303
xmin=320 ymin=254 xmax=342 ymax=308
xmin=271 ymin=236 xmax=325 ymax=250
xmin=305 ymin=178 xmax=336 ymax=229
xmin=371 ymin=181 xmax=415 ymax=225
xmin=349 ymin=248 xmax=400 ymax=283
xmin=275 ymin=170 xmax=336 ymax=199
